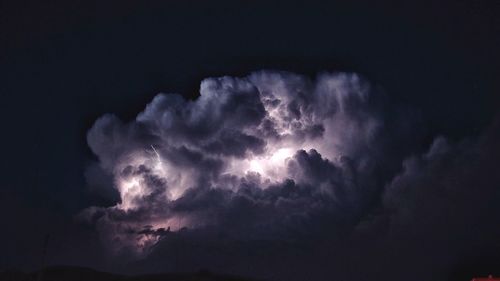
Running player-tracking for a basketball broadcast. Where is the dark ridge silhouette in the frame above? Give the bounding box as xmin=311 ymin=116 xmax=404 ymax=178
xmin=447 ymin=253 xmax=500 ymax=281
xmin=0 ymin=266 xmax=262 ymax=281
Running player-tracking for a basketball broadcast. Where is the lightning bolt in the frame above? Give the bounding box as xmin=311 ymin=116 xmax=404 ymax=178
xmin=150 ymin=145 xmax=162 ymax=164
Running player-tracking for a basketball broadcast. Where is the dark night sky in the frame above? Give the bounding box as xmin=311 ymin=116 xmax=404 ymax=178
xmin=0 ymin=1 xmax=499 ymax=280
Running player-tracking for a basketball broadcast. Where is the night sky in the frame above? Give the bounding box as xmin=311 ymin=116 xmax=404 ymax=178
xmin=1 ymin=1 xmax=499 ymax=281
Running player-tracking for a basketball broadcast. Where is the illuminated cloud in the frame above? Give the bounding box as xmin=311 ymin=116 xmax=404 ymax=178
xmin=79 ymin=70 xmax=500 ymax=281
xmin=82 ymin=71 xmax=417 ymax=256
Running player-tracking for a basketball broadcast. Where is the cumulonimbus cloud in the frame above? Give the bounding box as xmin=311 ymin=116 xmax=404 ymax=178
xmin=81 ymin=71 xmax=403 ymax=253
xmin=80 ymin=70 xmax=500 ymax=281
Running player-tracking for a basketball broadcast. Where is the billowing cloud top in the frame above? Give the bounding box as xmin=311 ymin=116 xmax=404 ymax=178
xmin=81 ymin=71 xmax=500 ymax=281
xmin=83 ymin=71 xmax=397 ymax=252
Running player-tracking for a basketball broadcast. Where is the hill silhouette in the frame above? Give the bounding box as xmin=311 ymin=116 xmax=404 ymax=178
xmin=0 ymin=266 xmax=261 ymax=281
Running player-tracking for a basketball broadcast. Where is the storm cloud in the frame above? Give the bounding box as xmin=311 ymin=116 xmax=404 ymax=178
xmin=81 ymin=71 xmax=500 ymax=281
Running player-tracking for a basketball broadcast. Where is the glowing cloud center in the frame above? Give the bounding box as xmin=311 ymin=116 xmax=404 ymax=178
xmin=117 ymin=145 xmax=299 ymax=212
xmin=235 ymin=147 xmax=295 ymax=181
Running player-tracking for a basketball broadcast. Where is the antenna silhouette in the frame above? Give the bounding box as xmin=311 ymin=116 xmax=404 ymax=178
xmin=37 ymin=234 xmax=50 ymax=281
